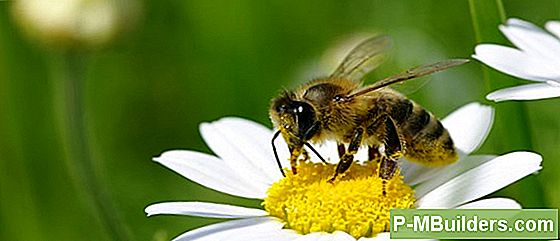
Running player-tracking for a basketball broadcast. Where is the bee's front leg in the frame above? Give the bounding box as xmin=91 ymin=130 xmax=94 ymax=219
xmin=289 ymin=150 xmax=299 ymax=175
xmin=288 ymin=144 xmax=304 ymax=175
xmin=329 ymin=127 xmax=364 ymax=182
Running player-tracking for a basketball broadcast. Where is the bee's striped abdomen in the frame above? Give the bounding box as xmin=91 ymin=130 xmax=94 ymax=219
xmin=363 ymin=91 xmax=458 ymax=166
xmin=401 ymin=102 xmax=458 ymax=166
xmin=387 ymin=97 xmax=414 ymax=126
xmin=404 ymin=107 xmax=430 ymax=135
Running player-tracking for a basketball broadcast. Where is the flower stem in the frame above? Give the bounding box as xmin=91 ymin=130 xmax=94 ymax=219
xmin=52 ymin=51 xmax=132 ymax=241
xmin=468 ymin=0 xmax=545 ymax=207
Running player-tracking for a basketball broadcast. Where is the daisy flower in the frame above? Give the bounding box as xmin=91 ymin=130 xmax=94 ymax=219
xmin=145 ymin=102 xmax=542 ymax=241
xmin=473 ymin=18 xmax=560 ymax=102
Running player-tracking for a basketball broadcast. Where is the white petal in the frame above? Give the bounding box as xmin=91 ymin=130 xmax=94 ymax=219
xmin=200 ymin=117 xmax=280 ymax=187
xmin=399 ymin=161 xmax=424 ymax=184
xmin=545 ymin=20 xmax=560 ymax=39
xmin=293 ymin=232 xmax=325 ymax=241
xmin=441 ymin=102 xmax=494 ymax=154
xmin=227 ymin=227 xmax=300 ymax=241
xmin=310 ymin=141 xmax=341 ymax=164
xmin=506 ymin=18 xmax=541 ymax=30
xmin=406 ymin=154 xmax=495 ymax=188
xmin=172 ymin=217 xmax=285 ymax=241
xmin=154 ymin=150 xmax=266 ymax=199
xmin=145 ymin=201 xmax=267 ymax=218
xmin=457 ymin=198 xmax=521 ymax=209
xmin=358 ymin=233 xmax=390 ymax=241
xmin=293 ymin=232 xmax=356 ymax=241
xmin=473 ymin=44 xmax=560 ymax=82
xmin=330 ymin=231 xmax=357 ymax=241
xmin=417 ymin=152 xmax=542 ymax=208
xmin=486 ymin=83 xmax=560 ymax=102
xmin=501 ymin=18 xmax=560 ymax=64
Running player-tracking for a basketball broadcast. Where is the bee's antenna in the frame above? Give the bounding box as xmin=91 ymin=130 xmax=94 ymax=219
xmin=271 ymin=130 xmax=285 ymax=177
xmin=304 ymin=142 xmax=328 ymax=164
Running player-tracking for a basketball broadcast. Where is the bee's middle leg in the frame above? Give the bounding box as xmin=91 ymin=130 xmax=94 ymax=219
xmin=301 ymin=149 xmax=310 ymax=162
xmin=337 ymin=142 xmax=345 ymax=158
xmin=329 ymin=127 xmax=364 ymax=182
xmin=368 ymin=145 xmax=382 ymax=163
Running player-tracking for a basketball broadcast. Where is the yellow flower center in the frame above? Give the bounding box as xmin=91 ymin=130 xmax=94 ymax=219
xmin=263 ymin=161 xmax=416 ymax=238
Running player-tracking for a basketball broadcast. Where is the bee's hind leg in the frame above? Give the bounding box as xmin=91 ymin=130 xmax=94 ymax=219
xmin=329 ymin=128 xmax=364 ymax=182
xmin=370 ymin=114 xmax=403 ymax=178
xmin=379 ymin=157 xmax=399 ymax=180
xmin=369 ymin=114 xmax=404 ymax=195
xmin=379 ymin=157 xmax=399 ymax=196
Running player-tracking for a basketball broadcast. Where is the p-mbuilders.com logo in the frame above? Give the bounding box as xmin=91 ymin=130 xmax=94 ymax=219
xmin=390 ymin=209 xmax=558 ymax=239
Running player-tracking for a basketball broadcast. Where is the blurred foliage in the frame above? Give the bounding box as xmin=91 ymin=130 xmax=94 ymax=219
xmin=0 ymin=1 xmax=559 ymax=240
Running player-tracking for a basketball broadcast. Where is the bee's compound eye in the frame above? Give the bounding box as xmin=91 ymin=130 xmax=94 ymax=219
xmin=291 ymin=101 xmax=315 ymax=136
xmin=293 ymin=102 xmax=314 ymax=120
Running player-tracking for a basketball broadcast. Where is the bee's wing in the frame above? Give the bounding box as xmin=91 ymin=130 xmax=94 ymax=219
xmin=389 ymin=76 xmax=432 ymax=96
xmin=330 ymin=35 xmax=392 ymax=81
xmin=347 ymin=59 xmax=469 ymax=98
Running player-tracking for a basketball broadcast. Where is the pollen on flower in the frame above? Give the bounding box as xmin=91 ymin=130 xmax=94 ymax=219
xmin=263 ymin=161 xmax=415 ymax=239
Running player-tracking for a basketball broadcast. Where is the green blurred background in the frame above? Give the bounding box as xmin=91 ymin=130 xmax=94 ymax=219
xmin=0 ymin=1 xmax=559 ymax=240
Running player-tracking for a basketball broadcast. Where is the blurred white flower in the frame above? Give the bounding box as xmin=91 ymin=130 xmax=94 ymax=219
xmin=473 ymin=18 xmax=560 ymax=102
xmin=12 ymin=0 xmax=140 ymax=47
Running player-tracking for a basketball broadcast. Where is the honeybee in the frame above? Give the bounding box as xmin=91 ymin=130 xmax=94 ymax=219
xmin=269 ymin=35 xmax=468 ymax=182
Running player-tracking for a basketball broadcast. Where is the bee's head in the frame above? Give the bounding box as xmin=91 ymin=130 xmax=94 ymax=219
xmin=270 ymin=91 xmax=319 ymax=142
